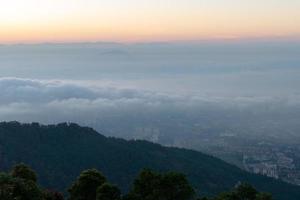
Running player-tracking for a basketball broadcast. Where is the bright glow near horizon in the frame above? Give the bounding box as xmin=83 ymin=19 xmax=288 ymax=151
xmin=0 ymin=0 xmax=300 ymax=43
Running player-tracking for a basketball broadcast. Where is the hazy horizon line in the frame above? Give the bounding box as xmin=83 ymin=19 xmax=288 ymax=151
xmin=1 ymin=35 xmax=300 ymax=46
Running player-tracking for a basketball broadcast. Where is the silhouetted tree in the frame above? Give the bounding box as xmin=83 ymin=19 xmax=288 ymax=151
xmin=43 ymin=189 xmax=65 ymax=200
xmin=0 ymin=173 xmax=15 ymax=200
xmin=96 ymin=183 xmax=121 ymax=200
xmin=11 ymin=163 xmax=37 ymax=183
xmin=255 ymin=192 xmax=272 ymax=200
xmin=12 ymin=179 xmax=43 ymax=200
xmin=0 ymin=163 xmax=275 ymax=200
xmin=130 ymin=169 xmax=161 ymax=200
xmin=160 ymin=171 xmax=195 ymax=200
xmin=235 ymin=183 xmax=257 ymax=200
xmin=1 ymin=165 xmax=43 ymax=200
xmin=213 ymin=183 xmax=271 ymax=200
xmin=129 ymin=169 xmax=194 ymax=200
xmin=68 ymin=169 xmax=106 ymax=200
xmin=215 ymin=191 xmax=239 ymax=200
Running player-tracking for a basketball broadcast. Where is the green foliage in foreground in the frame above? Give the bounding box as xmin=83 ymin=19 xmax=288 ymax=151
xmin=0 ymin=163 xmax=63 ymax=200
xmin=125 ymin=169 xmax=195 ymax=200
xmin=68 ymin=169 xmax=107 ymax=200
xmin=0 ymin=164 xmax=273 ymax=200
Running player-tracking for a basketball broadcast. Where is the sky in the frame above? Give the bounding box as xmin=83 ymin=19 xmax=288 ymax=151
xmin=0 ymin=0 xmax=300 ymax=43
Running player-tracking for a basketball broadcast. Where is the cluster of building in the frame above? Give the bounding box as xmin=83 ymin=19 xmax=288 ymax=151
xmin=242 ymin=147 xmax=300 ymax=185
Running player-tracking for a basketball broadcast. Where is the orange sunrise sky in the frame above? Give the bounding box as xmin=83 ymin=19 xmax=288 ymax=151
xmin=0 ymin=0 xmax=300 ymax=43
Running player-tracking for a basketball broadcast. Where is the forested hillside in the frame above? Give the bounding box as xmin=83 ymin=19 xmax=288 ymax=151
xmin=0 ymin=122 xmax=299 ymax=199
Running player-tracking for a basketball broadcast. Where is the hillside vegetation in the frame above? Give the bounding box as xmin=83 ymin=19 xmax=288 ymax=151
xmin=0 ymin=122 xmax=299 ymax=199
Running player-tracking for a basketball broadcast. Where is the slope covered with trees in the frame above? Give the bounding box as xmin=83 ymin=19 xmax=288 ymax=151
xmin=0 ymin=122 xmax=299 ymax=199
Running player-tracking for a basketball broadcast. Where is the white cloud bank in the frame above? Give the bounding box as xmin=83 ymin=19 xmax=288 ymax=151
xmin=0 ymin=77 xmax=300 ymax=123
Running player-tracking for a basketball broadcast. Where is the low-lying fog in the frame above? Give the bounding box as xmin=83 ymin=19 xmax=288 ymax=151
xmin=1 ymin=40 xmax=300 ymax=145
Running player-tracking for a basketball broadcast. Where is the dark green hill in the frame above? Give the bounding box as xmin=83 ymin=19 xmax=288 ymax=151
xmin=0 ymin=122 xmax=299 ymax=199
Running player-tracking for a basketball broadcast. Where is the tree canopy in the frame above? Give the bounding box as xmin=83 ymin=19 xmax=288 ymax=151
xmin=11 ymin=163 xmax=37 ymax=183
xmin=97 ymin=183 xmax=121 ymax=200
xmin=68 ymin=169 xmax=107 ymax=200
xmin=128 ymin=169 xmax=195 ymax=200
xmin=0 ymin=163 xmax=274 ymax=200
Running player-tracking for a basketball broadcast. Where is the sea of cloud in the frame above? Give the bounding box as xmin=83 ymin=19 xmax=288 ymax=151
xmin=0 ymin=40 xmax=299 ymax=137
xmin=0 ymin=77 xmax=299 ymax=126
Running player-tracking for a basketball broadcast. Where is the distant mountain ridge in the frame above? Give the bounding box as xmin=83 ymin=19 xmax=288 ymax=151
xmin=0 ymin=121 xmax=299 ymax=199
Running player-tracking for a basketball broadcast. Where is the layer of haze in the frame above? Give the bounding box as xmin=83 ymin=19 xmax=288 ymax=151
xmin=1 ymin=40 xmax=299 ymax=95
xmin=0 ymin=39 xmax=300 ymax=145
xmin=1 ymin=0 xmax=300 ymax=43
